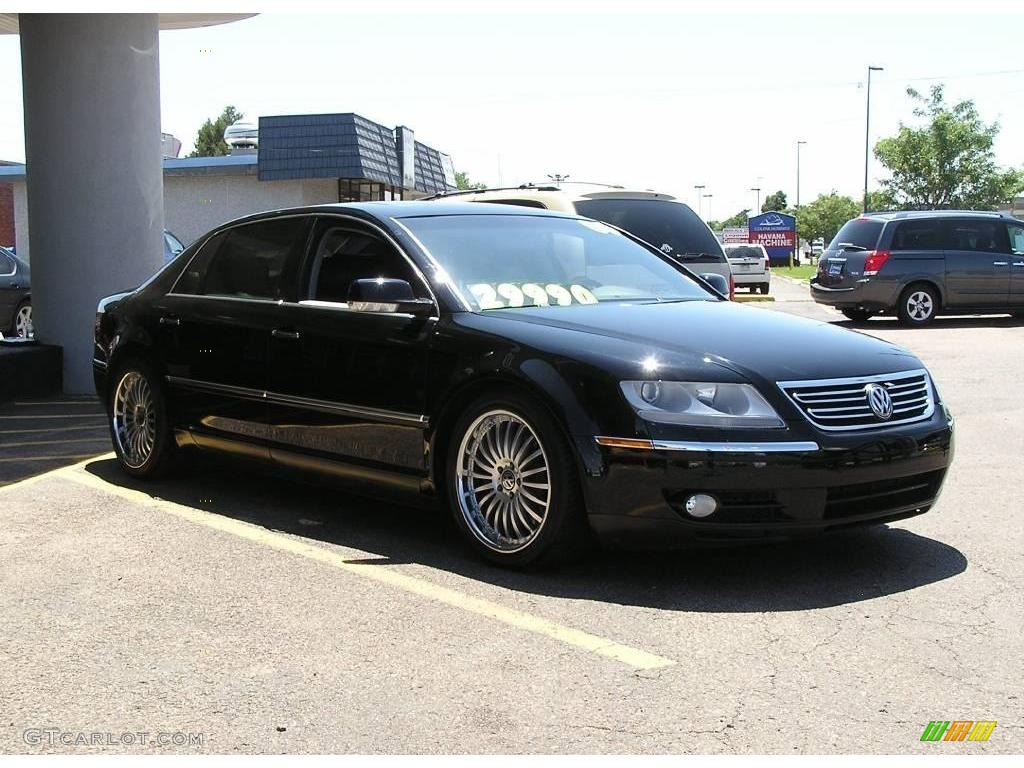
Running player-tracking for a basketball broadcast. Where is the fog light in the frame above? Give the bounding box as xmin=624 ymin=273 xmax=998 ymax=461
xmin=684 ymin=493 xmax=718 ymax=518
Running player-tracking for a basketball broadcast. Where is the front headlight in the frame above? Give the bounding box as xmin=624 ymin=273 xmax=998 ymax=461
xmin=621 ymin=381 xmax=785 ymax=428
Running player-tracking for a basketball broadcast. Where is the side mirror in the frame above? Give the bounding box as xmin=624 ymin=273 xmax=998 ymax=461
xmin=699 ymin=272 xmax=730 ymax=297
xmin=348 ymin=278 xmax=434 ymax=315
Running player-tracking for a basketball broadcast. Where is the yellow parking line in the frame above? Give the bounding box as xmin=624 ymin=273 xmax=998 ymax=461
xmin=57 ymin=467 xmax=677 ymax=671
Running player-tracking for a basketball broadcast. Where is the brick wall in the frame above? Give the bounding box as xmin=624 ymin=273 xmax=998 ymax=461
xmin=0 ymin=183 xmax=13 ymax=248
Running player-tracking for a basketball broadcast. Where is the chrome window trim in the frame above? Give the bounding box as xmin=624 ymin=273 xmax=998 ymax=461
xmin=92 ymin=358 xmax=108 ymax=369
xmin=777 ymin=368 xmax=935 ymax=432
xmin=595 ymin=437 xmax=820 ymax=454
xmin=165 ymin=375 xmax=428 ymax=428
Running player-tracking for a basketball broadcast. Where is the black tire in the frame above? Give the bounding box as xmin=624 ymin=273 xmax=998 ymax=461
xmin=897 ymin=283 xmax=939 ymax=326
xmin=759 ymin=283 xmax=770 ymax=295
xmin=841 ymin=308 xmax=874 ymax=322
xmin=107 ymin=358 xmax=178 ymax=479
xmin=445 ymin=390 xmax=590 ymax=568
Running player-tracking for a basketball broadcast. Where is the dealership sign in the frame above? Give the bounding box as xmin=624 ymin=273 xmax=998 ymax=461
xmin=748 ymin=212 xmax=796 ymax=264
xmin=722 ymin=226 xmax=749 ymax=243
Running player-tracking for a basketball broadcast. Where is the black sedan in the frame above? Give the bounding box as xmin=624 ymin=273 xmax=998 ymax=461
xmin=93 ymin=202 xmax=954 ymax=567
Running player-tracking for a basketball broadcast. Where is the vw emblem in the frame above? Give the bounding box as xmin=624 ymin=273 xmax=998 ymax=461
xmin=865 ymin=383 xmax=893 ymax=420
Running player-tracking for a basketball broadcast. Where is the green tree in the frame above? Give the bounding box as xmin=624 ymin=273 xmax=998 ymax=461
xmin=761 ymin=190 xmax=787 ymax=212
xmin=874 ymin=85 xmax=1024 ymax=210
xmin=709 ymin=209 xmax=750 ymax=231
xmin=188 ymin=105 xmax=244 ymax=158
xmin=865 ymin=188 xmax=898 ymax=212
xmin=796 ymin=192 xmax=861 ymax=245
xmin=455 ymin=170 xmax=486 ymax=190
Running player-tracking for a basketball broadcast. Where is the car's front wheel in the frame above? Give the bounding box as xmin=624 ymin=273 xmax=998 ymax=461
xmin=446 ymin=391 xmax=588 ymax=567
xmin=109 ymin=359 xmax=178 ymax=478
xmin=12 ymin=299 xmax=31 ymax=337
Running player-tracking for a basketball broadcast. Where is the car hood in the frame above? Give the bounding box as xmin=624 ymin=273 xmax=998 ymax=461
xmin=467 ymin=300 xmax=920 ymax=384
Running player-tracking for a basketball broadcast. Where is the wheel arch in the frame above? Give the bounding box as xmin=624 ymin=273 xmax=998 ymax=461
xmin=427 ymin=367 xmax=595 ymax=499
xmin=899 ymin=277 xmax=945 ymax=309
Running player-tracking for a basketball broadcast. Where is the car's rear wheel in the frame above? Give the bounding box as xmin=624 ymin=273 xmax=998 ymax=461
xmin=897 ymin=284 xmax=938 ymax=326
xmin=841 ymin=308 xmax=874 ymax=322
xmin=759 ymin=283 xmax=770 ymax=295
xmin=12 ymin=299 xmax=31 ymax=337
xmin=446 ymin=391 xmax=588 ymax=567
xmin=109 ymin=359 xmax=177 ymax=478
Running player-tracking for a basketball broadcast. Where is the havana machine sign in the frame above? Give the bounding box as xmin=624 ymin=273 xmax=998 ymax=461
xmin=748 ymin=212 xmax=796 ymax=266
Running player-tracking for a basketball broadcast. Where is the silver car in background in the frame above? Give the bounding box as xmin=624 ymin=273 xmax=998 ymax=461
xmin=724 ymin=243 xmax=771 ymax=294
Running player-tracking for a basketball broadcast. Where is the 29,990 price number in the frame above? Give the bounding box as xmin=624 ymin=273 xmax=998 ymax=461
xmin=468 ymin=282 xmax=599 ymax=309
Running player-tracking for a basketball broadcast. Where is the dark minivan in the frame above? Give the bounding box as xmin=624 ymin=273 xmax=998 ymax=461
xmin=810 ymin=210 xmax=1024 ymax=324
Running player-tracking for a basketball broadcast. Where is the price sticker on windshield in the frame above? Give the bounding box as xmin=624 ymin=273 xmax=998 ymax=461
xmin=468 ymin=283 xmax=599 ymax=309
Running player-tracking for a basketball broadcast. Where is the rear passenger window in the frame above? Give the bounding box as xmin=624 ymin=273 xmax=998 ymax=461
xmin=890 ymin=220 xmax=943 ymax=251
xmin=944 ymin=220 xmax=1008 ymax=253
xmin=174 ymin=218 xmax=312 ymax=299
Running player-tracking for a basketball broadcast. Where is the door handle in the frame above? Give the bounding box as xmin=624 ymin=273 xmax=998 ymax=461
xmin=1013 ymin=262 xmax=1024 ymax=267
xmin=272 ymin=328 xmax=301 ymax=340
xmin=992 ymin=261 xmax=1009 ymax=266
xmin=159 ymin=316 xmax=180 ymax=326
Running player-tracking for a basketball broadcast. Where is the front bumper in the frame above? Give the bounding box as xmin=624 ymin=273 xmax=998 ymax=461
xmin=578 ymin=414 xmax=954 ymax=548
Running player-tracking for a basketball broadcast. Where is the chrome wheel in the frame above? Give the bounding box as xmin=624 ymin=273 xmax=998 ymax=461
xmin=14 ymin=303 xmax=31 ymax=338
xmin=455 ymin=409 xmax=551 ymax=553
xmin=112 ymin=371 xmax=156 ymax=469
xmin=906 ymin=290 xmax=934 ymax=322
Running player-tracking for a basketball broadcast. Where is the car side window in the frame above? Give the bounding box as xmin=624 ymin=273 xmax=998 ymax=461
xmin=173 ymin=218 xmax=312 ymax=300
xmin=890 ymin=220 xmax=943 ymax=251
xmin=0 ymin=251 xmax=14 ymax=276
xmin=1007 ymin=224 xmax=1024 ymax=255
xmin=944 ymin=219 xmax=1009 ymax=253
xmin=305 ymin=222 xmax=427 ymax=304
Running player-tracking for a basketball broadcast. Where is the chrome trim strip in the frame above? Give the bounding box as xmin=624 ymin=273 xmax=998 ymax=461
xmin=92 ymin=358 xmax=108 ymax=369
xmin=595 ymin=436 xmax=820 ymax=454
xmin=651 ymin=440 xmax=820 ymax=453
xmin=165 ymin=375 xmax=428 ymax=428
xmin=777 ymin=368 xmax=935 ymax=432
xmin=809 ymin=284 xmax=855 ymax=292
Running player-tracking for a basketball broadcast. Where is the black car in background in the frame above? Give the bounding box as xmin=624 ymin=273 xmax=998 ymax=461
xmin=93 ymin=202 xmax=953 ymax=567
xmin=811 ymin=210 xmax=1024 ymax=324
xmin=0 ymin=246 xmax=31 ymax=338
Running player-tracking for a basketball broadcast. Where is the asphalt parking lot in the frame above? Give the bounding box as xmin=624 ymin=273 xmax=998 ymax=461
xmin=1 ymin=278 xmax=1021 ymax=754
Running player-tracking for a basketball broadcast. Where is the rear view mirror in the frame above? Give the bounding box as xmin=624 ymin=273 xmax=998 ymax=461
xmin=699 ymin=272 xmax=730 ymax=297
xmin=348 ymin=278 xmax=434 ymax=315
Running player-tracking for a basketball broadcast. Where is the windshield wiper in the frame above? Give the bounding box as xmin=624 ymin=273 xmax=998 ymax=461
xmin=835 ymin=242 xmax=869 ymax=251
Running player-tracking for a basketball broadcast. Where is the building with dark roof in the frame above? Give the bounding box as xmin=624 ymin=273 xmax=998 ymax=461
xmin=0 ymin=112 xmax=456 ymax=259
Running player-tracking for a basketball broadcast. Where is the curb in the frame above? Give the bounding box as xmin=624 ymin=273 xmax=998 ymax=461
xmin=735 ymin=295 xmax=775 ymax=303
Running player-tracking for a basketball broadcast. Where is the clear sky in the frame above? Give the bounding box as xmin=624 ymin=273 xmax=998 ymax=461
xmin=1 ymin=5 xmax=1022 ymax=219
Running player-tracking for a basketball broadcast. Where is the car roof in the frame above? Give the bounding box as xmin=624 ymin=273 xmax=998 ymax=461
xmin=207 ymin=200 xmax=583 ymax=232
xmin=427 ymin=183 xmax=681 ymax=204
xmin=862 ymin=209 xmax=1023 ymax=224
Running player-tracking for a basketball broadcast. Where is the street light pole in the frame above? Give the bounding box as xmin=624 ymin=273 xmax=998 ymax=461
xmin=703 ymin=193 xmax=713 ymax=222
xmin=694 ymin=184 xmax=706 ymax=217
xmin=864 ymin=65 xmax=884 ymax=212
xmin=796 ymin=140 xmax=806 ymax=209
xmin=795 ymin=141 xmax=807 ymax=268
xmin=750 ymin=187 xmax=761 ymax=213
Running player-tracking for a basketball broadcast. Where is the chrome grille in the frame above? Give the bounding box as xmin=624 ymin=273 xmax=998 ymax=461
xmin=778 ymin=369 xmax=934 ymax=431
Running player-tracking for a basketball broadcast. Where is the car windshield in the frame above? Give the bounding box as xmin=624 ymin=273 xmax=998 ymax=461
xmin=573 ymin=198 xmax=724 ymax=262
xmin=398 ymin=214 xmax=715 ymax=311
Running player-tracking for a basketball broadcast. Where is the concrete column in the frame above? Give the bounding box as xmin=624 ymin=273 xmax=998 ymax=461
xmin=20 ymin=14 xmax=164 ymax=393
